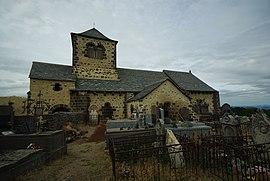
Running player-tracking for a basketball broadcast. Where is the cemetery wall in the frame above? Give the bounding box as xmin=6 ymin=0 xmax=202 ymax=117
xmin=13 ymin=112 xmax=84 ymax=133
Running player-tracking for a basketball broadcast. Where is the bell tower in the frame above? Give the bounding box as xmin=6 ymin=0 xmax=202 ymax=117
xmin=71 ymin=28 xmax=119 ymax=80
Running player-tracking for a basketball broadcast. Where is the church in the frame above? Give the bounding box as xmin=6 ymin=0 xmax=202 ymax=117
xmin=29 ymin=27 xmax=220 ymax=121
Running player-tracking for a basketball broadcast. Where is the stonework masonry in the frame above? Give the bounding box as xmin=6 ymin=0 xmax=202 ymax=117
xmin=189 ymin=92 xmax=215 ymax=113
xmin=71 ymin=92 xmax=127 ymax=119
xmin=25 ymin=28 xmax=220 ymax=121
xmin=90 ymin=92 xmax=126 ymax=119
xmin=128 ymin=80 xmax=191 ymax=120
xmin=71 ymin=34 xmax=118 ymax=80
xmin=30 ymin=79 xmax=75 ymax=113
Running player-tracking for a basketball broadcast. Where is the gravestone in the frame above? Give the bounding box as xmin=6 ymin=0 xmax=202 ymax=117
xmin=151 ymin=105 xmax=159 ymax=124
xmin=251 ymin=110 xmax=270 ymax=145
xmin=166 ymin=129 xmax=185 ymax=168
xmin=138 ymin=105 xmax=146 ymax=127
xmin=155 ymin=119 xmax=165 ymax=135
xmin=89 ymin=110 xmax=98 ymax=124
xmin=159 ymin=108 xmax=164 ymax=121
xmin=0 ymin=104 xmax=14 ymax=130
xmin=220 ymin=114 xmax=239 ymax=137
xmin=179 ymin=107 xmax=190 ymax=121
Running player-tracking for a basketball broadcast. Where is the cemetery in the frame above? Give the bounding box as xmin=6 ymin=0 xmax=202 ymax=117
xmin=0 ymin=27 xmax=269 ymax=180
xmin=107 ymin=105 xmax=270 ymax=181
xmin=1 ymin=100 xmax=270 ymax=180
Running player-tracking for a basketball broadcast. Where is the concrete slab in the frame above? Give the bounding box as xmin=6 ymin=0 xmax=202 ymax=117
xmin=0 ymin=149 xmax=45 ymax=181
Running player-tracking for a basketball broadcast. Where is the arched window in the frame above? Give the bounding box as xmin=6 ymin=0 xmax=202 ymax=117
xmin=96 ymin=44 xmax=105 ymax=59
xmin=86 ymin=43 xmax=95 ymax=58
xmin=84 ymin=43 xmax=105 ymax=59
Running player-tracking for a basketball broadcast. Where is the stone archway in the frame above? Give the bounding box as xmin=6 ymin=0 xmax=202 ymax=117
xmin=49 ymin=104 xmax=72 ymax=114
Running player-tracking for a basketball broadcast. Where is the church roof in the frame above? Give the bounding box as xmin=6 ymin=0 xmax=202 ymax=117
xmin=128 ymin=79 xmax=167 ymax=101
xmin=29 ymin=62 xmax=76 ymax=82
xmin=75 ymin=68 xmax=167 ymax=92
xmin=29 ymin=62 xmax=217 ymax=93
xmin=163 ymin=70 xmax=216 ymax=92
xmin=73 ymin=28 xmax=117 ymax=42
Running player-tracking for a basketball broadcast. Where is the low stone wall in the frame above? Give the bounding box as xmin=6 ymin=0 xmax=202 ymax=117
xmin=46 ymin=112 xmax=85 ymax=130
xmin=13 ymin=112 xmax=85 ymax=133
xmin=13 ymin=116 xmax=37 ymax=134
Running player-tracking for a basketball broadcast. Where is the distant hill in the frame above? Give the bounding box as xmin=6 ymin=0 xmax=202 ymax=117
xmin=252 ymin=105 xmax=270 ymax=110
xmin=231 ymin=106 xmax=270 ymax=117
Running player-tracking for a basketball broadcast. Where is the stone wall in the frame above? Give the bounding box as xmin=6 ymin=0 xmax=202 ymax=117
xmin=13 ymin=116 xmax=37 ymax=133
xmin=128 ymin=80 xmax=191 ymax=120
xmin=71 ymin=34 xmax=118 ymax=80
xmin=70 ymin=92 xmax=90 ymax=113
xmin=13 ymin=112 xmax=84 ymax=133
xmin=71 ymin=91 xmax=127 ymax=119
xmin=0 ymin=96 xmax=26 ymax=116
xmin=30 ymin=79 xmax=75 ymax=113
xmin=45 ymin=112 xmax=84 ymax=130
xmin=189 ymin=92 xmax=215 ymax=113
xmin=90 ymin=92 xmax=126 ymax=119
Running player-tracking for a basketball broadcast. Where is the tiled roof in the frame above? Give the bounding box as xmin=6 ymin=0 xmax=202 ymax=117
xmin=29 ymin=62 xmax=217 ymax=93
xmin=29 ymin=62 xmax=76 ymax=82
xmin=75 ymin=68 xmax=167 ymax=92
xmin=129 ymin=79 xmax=167 ymax=101
xmin=75 ymin=28 xmax=117 ymax=42
xmin=163 ymin=70 xmax=216 ymax=92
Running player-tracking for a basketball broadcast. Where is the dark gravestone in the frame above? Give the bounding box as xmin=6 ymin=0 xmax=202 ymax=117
xmin=179 ymin=107 xmax=190 ymax=121
xmin=151 ymin=105 xmax=160 ymax=124
xmin=0 ymin=105 xmax=14 ymax=130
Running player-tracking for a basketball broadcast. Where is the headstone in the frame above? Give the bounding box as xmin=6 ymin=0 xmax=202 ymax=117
xmin=155 ymin=119 xmax=165 ymax=135
xmin=166 ymin=129 xmax=185 ymax=168
xmin=251 ymin=110 xmax=270 ymax=145
xmin=89 ymin=110 xmax=98 ymax=124
xmin=179 ymin=107 xmax=190 ymax=121
xmin=151 ymin=105 xmax=159 ymax=124
xmin=220 ymin=114 xmax=239 ymax=137
xmin=138 ymin=105 xmax=146 ymax=127
xmin=221 ymin=103 xmax=233 ymax=115
xmin=159 ymin=108 xmax=164 ymax=121
xmin=0 ymin=105 xmax=14 ymax=130
xmin=145 ymin=114 xmax=152 ymax=125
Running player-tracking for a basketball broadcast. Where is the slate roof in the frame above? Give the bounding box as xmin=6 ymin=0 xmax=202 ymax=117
xmin=163 ymin=70 xmax=216 ymax=92
xmin=29 ymin=62 xmax=76 ymax=82
xmin=129 ymin=79 xmax=167 ymax=101
xmin=74 ymin=28 xmax=117 ymax=42
xmin=75 ymin=68 xmax=167 ymax=92
xmin=29 ymin=62 xmax=217 ymax=93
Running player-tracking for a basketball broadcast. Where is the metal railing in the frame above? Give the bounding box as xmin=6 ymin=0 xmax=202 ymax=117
xmin=109 ymin=133 xmax=270 ymax=181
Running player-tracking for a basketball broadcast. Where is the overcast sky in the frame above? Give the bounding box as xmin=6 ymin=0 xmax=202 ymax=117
xmin=0 ymin=0 xmax=270 ymax=106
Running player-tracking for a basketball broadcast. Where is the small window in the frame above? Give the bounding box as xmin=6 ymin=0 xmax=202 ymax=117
xmin=86 ymin=43 xmax=95 ymax=58
xmin=53 ymin=83 xmax=62 ymax=91
xmin=96 ymin=44 xmax=105 ymax=59
xmin=84 ymin=43 xmax=105 ymax=59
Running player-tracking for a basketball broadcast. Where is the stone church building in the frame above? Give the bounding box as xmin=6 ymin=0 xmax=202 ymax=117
xmin=29 ymin=28 xmax=220 ymax=121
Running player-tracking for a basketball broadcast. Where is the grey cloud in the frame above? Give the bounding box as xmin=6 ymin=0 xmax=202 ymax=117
xmin=0 ymin=0 xmax=270 ymax=106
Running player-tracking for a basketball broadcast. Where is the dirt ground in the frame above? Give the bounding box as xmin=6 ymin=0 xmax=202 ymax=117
xmin=16 ymin=123 xmax=220 ymax=181
xmin=16 ymin=123 xmax=113 ymax=181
